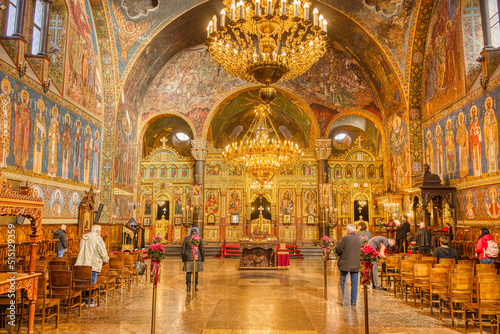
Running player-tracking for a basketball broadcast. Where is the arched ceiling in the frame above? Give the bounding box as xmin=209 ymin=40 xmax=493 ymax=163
xmin=118 ymin=0 xmax=408 ymax=119
xmin=328 ymin=115 xmax=381 ymax=156
xmin=142 ymin=116 xmax=194 ymax=158
xmin=208 ymin=88 xmax=313 ymax=149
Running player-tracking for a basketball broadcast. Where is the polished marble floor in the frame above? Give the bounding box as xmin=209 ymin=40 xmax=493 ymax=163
xmin=31 ymin=258 xmax=483 ymax=334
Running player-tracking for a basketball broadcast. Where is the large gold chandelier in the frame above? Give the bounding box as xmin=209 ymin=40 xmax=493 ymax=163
xmin=206 ymin=0 xmax=328 ymax=87
xmin=222 ymin=104 xmax=303 ymax=183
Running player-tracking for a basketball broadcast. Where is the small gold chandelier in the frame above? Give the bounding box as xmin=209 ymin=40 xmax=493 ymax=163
xmin=222 ymin=104 xmax=303 ymax=183
xmin=206 ymin=0 xmax=328 ymax=87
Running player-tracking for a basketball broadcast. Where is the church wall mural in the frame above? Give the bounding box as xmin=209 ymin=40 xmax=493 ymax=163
xmin=47 ymin=0 xmax=69 ymax=94
xmin=422 ymin=0 xmax=465 ymax=120
xmin=388 ymin=115 xmax=411 ymax=191
xmin=461 ymin=0 xmax=483 ymax=90
xmin=458 ymin=184 xmax=500 ymax=223
xmin=65 ymin=0 xmax=103 ymax=117
xmin=424 ymin=85 xmax=500 ymax=182
xmin=113 ymin=194 xmax=133 ymax=222
xmin=114 ymin=105 xmax=137 ymax=193
xmin=0 ymin=74 xmax=101 ymax=186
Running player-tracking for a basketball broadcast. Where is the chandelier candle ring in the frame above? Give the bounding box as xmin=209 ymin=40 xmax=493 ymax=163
xmin=206 ymin=0 xmax=329 ymax=86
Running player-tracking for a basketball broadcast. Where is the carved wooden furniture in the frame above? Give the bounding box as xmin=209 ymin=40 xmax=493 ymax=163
xmin=48 ymin=271 xmax=82 ymax=322
xmin=239 ymin=241 xmax=277 ymax=269
xmin=78 ymin=187 xmax=96 ymax=236
xmin=72 ymin=266 xmax=101 ymax=309
xmin=97 ymin=263 xmax=116 ymax=302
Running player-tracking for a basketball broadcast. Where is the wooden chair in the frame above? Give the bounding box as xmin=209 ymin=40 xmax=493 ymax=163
xmin=121 ymin=255 xmax=139 ymax=287
xmin=406 ymin=263 xmax=431 ymax=306
xmin=72 ymin=266 xmax=101 ymax=309
xmin=464 ymin=280 xmax=500 ymax=334
xmin=48 ymin=271 xmax=82 ymax=322
xmin=437 ymin=257 xmax=456 ymax=266
xmin=421 ymin=257 xmax=438 ymax=266
xmin=109 ymin=258 xmax=128 ymax=294
xmin=476 ymin=267 xmax=497 ymax=276
xmin=384 ymin=255 xmax=400 ymax=290
xmin=421 ymin=267 xmax=449 ymax=314
xmin=97 ymin=263 xmax=116 ymax=302
xmin=458 ymin=259 xmax=475 ymax=267
xmin=407 ymin=254 xmax=423 ymax=262
xmin=19 ymin=276 xmax=60 ymax=333
xmin=397 ymin=260 xmax=416 ymax=300
xmin=439 ymin=273 xmax=474 ymax=327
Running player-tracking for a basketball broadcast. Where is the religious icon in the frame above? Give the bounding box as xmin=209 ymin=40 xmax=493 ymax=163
xmin=84 ymin=211 xmax=91 ymax=230
xmin=191 ymin=185 xmax=202 ymax=206
xmin=283 ymin=214 xmax=291 ymax=224
xmin=32 ymin=185 xmax=43 ymax=199
xmin=0 ymin=78 xmax=12 ymax=169
xmin=342 ymin=218 xmax=348 ymax=226
xmin=485 ymin=186 xmax=500 ymax=219
xmin=159 ymin=167 xmax=166 ymax=178
xmin=206 ymin=166 xmax=220 ymax=176
xmin=484 ymin=97 xmax=498 ymax=174
xmin=149 ymin=167 xmax=156 ymax=178
xmin=445 ymin=118 xmax=456 ymax=179
xmin=175 ymin=195 xmax=182 ymax=215
xmin=379 ymin=166 xmax=384 ymax=178
xmin=280 ymin=189 xmax=294 ymax=214
xmin=144 ymin=195 xmax=152 ymax=215
xmin=470 ymin=105 xmax=483 ymax=177
xmin=14 ymin=89 xmax=31 ymax=172
xmin=181 ymin=166 xmax=188 ymax=178
xmin=425 ymin=130 xmax=434 ymax=172
xmin=320 ymin=183 xmax=332 ymax=207
xmin=50 ymin=189 xmax=64 ymax=217
xmin=368 ymin=166 xmax=375 ymax=178
xmin=228 ymin=190 xmax=242 ymax=214
xmin=346 ymin=166 xmax=353 ymax=178
xmin=375 ymin=218 xmax=381 ymax=226
xmin=207 ymin=214 xmax=215 ymax=224
xmin=231 ymin=214 xmax=239 ymax=224
xmin=228 ymin=165 xmax=242 ymax=176
xmin=357 ymin=165 xmax=365 ymax=179
xmin=174 ymin=217 xmax=181 ymax=225
xmin=60 ymin=113 xmax=72 ymax=180
xmin=33 ymin=99 xmax=46 ymax=175
xmin=456 ymin=112 xmax=469 ymax=178
xmin=435 ymin=125 xmax=444 ymax=179
xmin=334 ymin=166 xmax=341 ymax=179
xmin=463 ymin=190 xmax=477 ymax=220
xmin=307 ymin=214 xmax=315 ymax=225
xmin=141 ymin=167 xmax=145 ymax=178
xmin=205 ymin=190 xmax=219 ymax=215
xmin=341 ymin=196 xmax=348 ymax=216
xmin=83 ymin=125 xmax=92 ymax=184
xmin=171 ymin=166 xmax=178 ymax=178
xmin=303 ymin=190 xmax=317 ymax=216
xmin=143 ymin=217 xmax=150 ymax=226
xmin=70 ymin=192 xmax=80 ymax=218
xmin=303 ymin=165 xmax=311 ymax=176
xmin=72 ymin=120 xmax=82 ymax=182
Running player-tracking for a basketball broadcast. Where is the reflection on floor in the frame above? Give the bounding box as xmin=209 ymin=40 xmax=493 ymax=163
xmin=38 ymin=258 xmax=480 ymax=334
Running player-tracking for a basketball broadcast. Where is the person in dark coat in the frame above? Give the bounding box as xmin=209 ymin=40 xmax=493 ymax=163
xmin=54 ymin=224 xmax=68 ymax=257
xmin=396 ymin=216 xmax=411 ymax=253
xmin=335 ymin=224 xmax=363 ymax=306
xmin=415 ymin=222 xmax=432 ymax=255
xmin=182 ymin=227 xmax=205 ymax=292
xmin=433 ymin=236 xmax=458 ymax=264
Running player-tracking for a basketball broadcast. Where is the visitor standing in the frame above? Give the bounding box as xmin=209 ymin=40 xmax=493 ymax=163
xmin=182 ymin=227 xmax=205 ymax=292
xmin=476 ymin=228 xmax=496 ymax=264
xmin=335 ymin=224 xmax=363 ymax=306
xmin=415 ymin=222 xmax=432 ymax=255
xmin=368 ymin=236 xmax=396 ymax=290
xmin=54 ymin=224 xmax=68 ymax=257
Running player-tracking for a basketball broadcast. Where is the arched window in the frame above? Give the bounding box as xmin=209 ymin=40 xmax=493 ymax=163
xmin=480 ymin=0 xmax=500 ymax=48
xmin=6 ymin=0 xmax=19 ymax=36
xmin=31 ymin=0 xmax=44 ymax=54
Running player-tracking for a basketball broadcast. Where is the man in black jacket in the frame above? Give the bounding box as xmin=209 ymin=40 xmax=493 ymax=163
xmin=415 ymin=222 xmax=432 ymax=255
xmin=396 ymin=216 xmax=411 ymax=253
xmin=54 ymin=224 xmax=67 ymax=257
xmin=181 ymin=227 xmax=205 ymax=292
xmin=335 ymin=224 xmax=363 ymax=306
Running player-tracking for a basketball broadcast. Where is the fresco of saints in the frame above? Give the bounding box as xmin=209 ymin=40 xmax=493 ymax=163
xmin=149 ymin=168 xmax=156 ymax=178
xmin=61 ymin=114 xmax=72 ymax=179
xmin=171 ymin=167 xmax=178 ymax=178
xmin=0 ymin=79 xmax=11 ymax=168
xmin=464 ymin=191 xmax=476 ymax=219
xmin=280 ymin=190 xmax=294 ymax=214
xmin=72 ymin=120 xmax=82 ymax=182
xmin=425 ymin=130 xmax=434 ymax=173
xmin=341 ymin=196 xmax=348 ymax=216
xmin=456 ymin=112 xmax=469 ymax=178
xmin=445 ymin=119 xmax=455 ymax=179
xmin=228 ymin=191 xmax=242 ymax=214
xmin=33 ymin=99 xmax=46 ymax=174
xmin=83 ymin=125 xmax=92 ymax=184
xmin=70 ymin=192 xmax=80 ymax=218
xmin=181 ymin=167 xmax=188 ymax=178
xmin=486 ymin=187 xmax=500 ymax=219
xmin=175 ymin=195 xmax=182 ymax=215
xmin=484 ymin=97 xmax=498 ymax=173
xmin=14 ymin=89 xmax=31 ymax=172
xmin=435 ymin=125 xmax=444 ymax=179
xmin=205 ymin=191 xmax=218 ymax=215
xmin=92 ymin=131 xmax=100 ymax=185
xmin=51 ymin=190 xmax=63 ymax=217
xmin=160 ymin=167 xmax=166 ymax=178
xmin=304 ymin=190 xmax=317 ymax=216
xmin=469 ymin=105 xmax=483 ymax=177
xmin=47 ymin=107 xmax=61 ymax=177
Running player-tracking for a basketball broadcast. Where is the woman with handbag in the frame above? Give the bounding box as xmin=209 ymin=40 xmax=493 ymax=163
xmin=182 ymin=227 xmax=205 ymax=292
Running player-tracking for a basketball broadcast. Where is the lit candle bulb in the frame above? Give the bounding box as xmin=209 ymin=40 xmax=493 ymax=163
xmin=319 ymin=14 xmax=323 ymax=29
xmin=313 ymin=8 xmax=319 ymax=26
xmin=206 ymin=25 xmax=210 ymax=38
xmin=293 ymin=0 xmax=299 ymax=17
xmin=209 ymin=20 xmax=213 ymax=34
xmin=281 ymin=0 xmax=286 ymax=15
xmin=267 ymin=0 xmax=272 ymax=14
xmin=220 ymin=9 xmax=226 ymax=26
xmin=212 ymin=15 xmax=218 ymax=29
xmin=323 ymin=19 xmax=327 ymax=32
xmin=255 ymin=0 xmax=260 ymax=15
xmin=304 ymin=2 xmax=309 ymax=20
xmin=239 ymin=0 xmax=244 ymax=19
xmin=230 ymin=3 xmax=235 ymax=21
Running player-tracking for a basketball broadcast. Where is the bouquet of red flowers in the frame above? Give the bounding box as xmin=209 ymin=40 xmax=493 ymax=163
xmin=148 ymin=235 xmax=166 ymax=288
xmin=191 ymin=234 xmax=200 ymax=259
xmin=147 ymin=242 xmax=166 ymax=262
xmin=152 ymin=234 xmax=162 ymax=244
xmin=321 ymin=235 xmax=331 ymax=260
xmin=359 ymin=237 xmax=378 ymax=285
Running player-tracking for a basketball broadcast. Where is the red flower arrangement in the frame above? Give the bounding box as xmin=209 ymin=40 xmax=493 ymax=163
xmin=148 ymin=234 xmax=166 ymax=288
xmin=321 ymin=235 xmax=331 ymax=260
xmin=191 ymin=234 xmax=201 ymax=259
xmin=359 ymin=237 xmax=378 ymax=285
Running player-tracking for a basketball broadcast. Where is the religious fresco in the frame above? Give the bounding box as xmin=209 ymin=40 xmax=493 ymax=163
xmin=174 ymin=194 xmax=182 ymax=215
xmin=422 ymin=0 xmax=465 ymax=119
xmin=28 ymin=183 xmax=86 ymax=220
xmin=65 ymin=0 xmax=103 ymax=117
xmin=205 ymin=189 xmax=219 ymax=218
xmin=114 ymin=107 xmax=136 ymax=193
xmin=227 ymin=165 xmax=243 ymax=177
xmin=303 ymin=189 xmax=317 ymax=217
xmin=0 ymin=75 xmax=101 ymax=185
xmin=457 ymin=184 xmax=500 ymax=222
xmin=227 ymin=189 xmax=243 ymax=215
xmin=424 ymin=86 xmax=500 ymax=181
xmin=279 ymin=189 xmax=295 ymax=215
xmin=47 ymin=0 xmax=68 ymax=93
xmin=113 ymin=194 xmax=133 ymax=221
xmin=205 ymin=165 xmax=220 ymax=177
xmin=463 ymin=189 xmax=478 ymax=219
xmin=388 ymin=115 xmax=410 ymax=190
xmin=461 ymin=0 xmax=484 ymax=90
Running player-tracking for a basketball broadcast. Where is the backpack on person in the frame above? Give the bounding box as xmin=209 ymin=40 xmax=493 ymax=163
xmin=484 ymin=239 xmax=499 ymax=258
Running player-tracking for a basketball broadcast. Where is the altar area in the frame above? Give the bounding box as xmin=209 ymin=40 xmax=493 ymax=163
xmin=238 ymin=214 xmax=278 ymax=269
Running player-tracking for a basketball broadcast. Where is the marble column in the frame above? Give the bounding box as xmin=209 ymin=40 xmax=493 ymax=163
xmin=479 ymin=0 xmax=494 ymax=49
xmin=314 ymin=139 xmax=332 ymax=239
xmin=190 ymin=139 xmax=208 ymax=238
